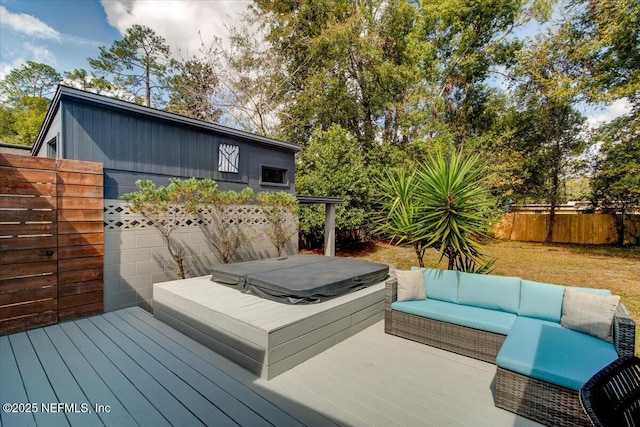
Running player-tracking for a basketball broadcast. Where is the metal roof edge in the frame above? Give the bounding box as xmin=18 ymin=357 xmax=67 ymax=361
xmin=34 ymin=85 xmax=301 ymax=154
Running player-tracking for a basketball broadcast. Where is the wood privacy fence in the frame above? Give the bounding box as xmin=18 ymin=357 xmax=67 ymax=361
xmin=0 ymin=153 xmax=103 ymax=335
xmin=493 ymin=213 xmax=640 ymax=245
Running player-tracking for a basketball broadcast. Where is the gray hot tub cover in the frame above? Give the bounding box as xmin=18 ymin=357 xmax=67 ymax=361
xmin=210 ymin=255 xmax=389 ymax=304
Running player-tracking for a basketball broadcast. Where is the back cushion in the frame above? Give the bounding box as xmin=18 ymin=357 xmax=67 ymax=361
xmin=458 ymin=272 xmax=521 ymax=313
xmin=518 ymin=280 xmax=565 ymax=323
xmin=411 ymin=267 xmax=459 ymax=303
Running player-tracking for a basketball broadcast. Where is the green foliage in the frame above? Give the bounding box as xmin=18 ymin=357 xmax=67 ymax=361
xmin=63 ymin=68 xmax=113 ymax=94
xmin=167 ymin=57 xmax=222 ymax=122
xmin=296 ymin=125 xmax=372 ymax=246
xmin=89 ymin=24 xmax=172 ymax=107
xmin=0 ymin=61 xmax=60 ymax=104
xmin=256 ymin=191 xmax=298 ymax=256
xmin=122 ymin=178 xmax=201 ymax=279
xmin=0 ymin=96 xmax=50 ymax=146
xmin=377 ymin=151 xmax=497 ymax=272
xmin=197 ymin=181 xmax=254 ymax=263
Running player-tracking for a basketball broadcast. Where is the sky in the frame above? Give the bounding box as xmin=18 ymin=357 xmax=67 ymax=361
xmin=0 ymin=0 xmax=631 ymax=126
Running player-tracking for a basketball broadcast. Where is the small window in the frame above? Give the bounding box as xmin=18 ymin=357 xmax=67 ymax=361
xmin=218 ymin=143 xmax=239 ymax=173
xmin=261 ymin=166 xmax=288 ymax=185
xmin=46 ymin=138 xmax=57 ymax=158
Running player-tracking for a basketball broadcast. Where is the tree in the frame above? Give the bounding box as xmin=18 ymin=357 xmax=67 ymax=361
xmin=122 ymin=178 xmax=201 ymax=279
xmin=252 ymin=0 xmax=421 ymax=150
xmin=377 ymin=150 xmax=496 ymax=272
xmin=591 ymin=115 xmax=640 ymax=245
xmin=167 ymin=57 xmax=222 ymax=122
xmin=0 ymin=61 xmax=59 ymax=146
xmin=89 ymin=24 xmax=172 ymax=107
xmin=0 ymin=61 xmax=60 ymax=104
xmin=256 ymin=191 xmax=298 ymax=257
xmin=510 ymin=27 xmax=588 ymax=243
xmin=197 ymin=181 xmax=254 ymax=263
xmin=296 ymin=125 xmax=372 ymax=246
xmin=63 ymin=68 xmax=113 ymax=94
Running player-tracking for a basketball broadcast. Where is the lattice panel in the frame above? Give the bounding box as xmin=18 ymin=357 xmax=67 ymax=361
xmin=104 ymin=201 xmax=294 ymax=231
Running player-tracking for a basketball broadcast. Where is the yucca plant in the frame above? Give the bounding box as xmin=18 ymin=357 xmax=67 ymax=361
xmin=377 ymin=151 xmax=496 ymax=272
xmin=376 ymin=168 xmax=429 ymax=267
xmin=414 ymin=151 xmax=496 ymax=272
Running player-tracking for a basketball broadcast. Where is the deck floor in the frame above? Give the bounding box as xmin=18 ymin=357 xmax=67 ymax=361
xmin=1 ymin=307 xmax=541 ymax=427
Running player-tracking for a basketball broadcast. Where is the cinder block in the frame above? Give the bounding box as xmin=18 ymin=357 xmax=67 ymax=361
xmin=120 ymin=275 xmax=151 ymax=290
xmin=135 ymin=232 xmax=164 ymax=248
xmin=104 ymin=262 xmax=136 ymax=280
xmin=136 ymin=260 xmax=164 ymax=275
xmin=104 ymin=250 xmax=121 ymax=266
xmin=104 ymin=278 xmax=120 ymax=294
xmin=120 ymin=248 xmax=151 ymax=263
xmin=104 ymin=231 xmax=136 ymax=250
xmin=188 ymin=232 xmax=207 ymax=244
xmin=152 ymin=271 xmax=177 ymax=284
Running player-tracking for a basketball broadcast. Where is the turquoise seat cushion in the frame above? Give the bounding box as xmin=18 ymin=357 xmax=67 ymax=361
xmin=458 ymin=272 xmax=521 ymax=314
xmin=518 ymin=280 xmax=565 ymax=323
xmin=411 ymin=267 xmax=460 ymax=303
xmin=496 ymin=317 xmax=618 ymax=390
xmin=391 ymin=299 xmax=516 ymax=335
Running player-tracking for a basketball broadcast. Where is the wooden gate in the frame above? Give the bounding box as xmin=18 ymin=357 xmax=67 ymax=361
xmin=0 ymin=153 xmax=104 ymax=335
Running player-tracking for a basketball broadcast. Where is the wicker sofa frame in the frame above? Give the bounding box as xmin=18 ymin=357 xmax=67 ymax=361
xmin=384 ymin=277 xmax=637 ymax=427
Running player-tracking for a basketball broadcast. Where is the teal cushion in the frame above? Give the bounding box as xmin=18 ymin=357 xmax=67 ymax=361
xmin=518 ymin=280 xmax=565 ymax=323
xmin=411 ymin=267 xmax=460 ymax=303
xmin=392 ymin=299 xmax=516 ymax=335
xmin=496 ymin=317 xmax=618 ymax=390
xmin=458 ymin=272 xmax=521 ymax=314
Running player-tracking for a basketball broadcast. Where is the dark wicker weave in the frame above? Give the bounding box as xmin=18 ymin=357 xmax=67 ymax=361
xmin=579 ymin=356 xmax=640 ymax=427
xmin=384 ymin=277 xmax=506 ymax=363
xmin=384 ymin=277 xmax=637 ymax=427
xmin=496 ymin=367 xmax=592 ymax=427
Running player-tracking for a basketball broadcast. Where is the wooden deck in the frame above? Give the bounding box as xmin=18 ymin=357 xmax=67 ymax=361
xmin=153 ymin=277 xmax=386 ymax=379
xmin=0 ymin=307 xmax=541 ymax=426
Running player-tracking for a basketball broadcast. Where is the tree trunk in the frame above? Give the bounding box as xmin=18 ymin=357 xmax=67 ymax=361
xmin=545 ymin=172 xmax=559 ymax=244
xmin=146 ymin=66 xmax=151 ymax=107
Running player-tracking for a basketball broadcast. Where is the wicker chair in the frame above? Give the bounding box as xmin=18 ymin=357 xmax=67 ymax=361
xmin=579 ymin=356 xmax=640 ymax=427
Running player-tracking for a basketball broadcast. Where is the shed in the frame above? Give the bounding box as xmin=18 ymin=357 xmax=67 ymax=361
xmin=32 ymin=85 xmax=301 ymax=198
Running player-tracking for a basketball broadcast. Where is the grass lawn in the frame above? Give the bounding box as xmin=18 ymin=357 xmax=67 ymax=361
xmin=309 ymin=240 xmax=640 ymax=354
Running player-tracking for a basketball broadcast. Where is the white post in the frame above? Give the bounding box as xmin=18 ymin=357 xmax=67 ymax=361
xmin=324 ymin=203 xmax=336 ymax=256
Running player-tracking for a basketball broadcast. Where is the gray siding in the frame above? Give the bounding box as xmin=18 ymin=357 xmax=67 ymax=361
xmin=34 ymin=109 xmax=62 ymax=158
xmin=62 ymin=102 xmax=295 ymax=197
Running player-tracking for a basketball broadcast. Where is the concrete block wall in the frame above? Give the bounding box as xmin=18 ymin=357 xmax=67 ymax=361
xmin=103 ymin=200 xmax=298 ymax=312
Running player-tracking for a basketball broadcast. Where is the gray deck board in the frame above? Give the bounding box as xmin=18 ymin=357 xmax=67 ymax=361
xmin=1 ymin=306 xmax=542 ymax=427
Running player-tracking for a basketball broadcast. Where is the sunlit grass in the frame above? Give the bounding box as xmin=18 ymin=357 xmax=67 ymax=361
xmin=309 ymin=239 xmax=640 ymax=354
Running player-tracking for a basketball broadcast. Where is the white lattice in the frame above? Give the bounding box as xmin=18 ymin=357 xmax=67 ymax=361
xmin=104 ymin=200 xmax=288 ymax=231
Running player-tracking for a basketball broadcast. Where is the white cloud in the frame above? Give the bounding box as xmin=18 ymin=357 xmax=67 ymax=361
xmin=0 ymin=57 xmax=26 ymax=80
xmin=22 ymin=42 xmax=57 ymax=66
xmin=0 ymin=6 xmax=61 ymax=41
xmin=100 ymin=0 xmax=252 ymax=58
xmin=586 ymin=98 xmax=633 ymax=129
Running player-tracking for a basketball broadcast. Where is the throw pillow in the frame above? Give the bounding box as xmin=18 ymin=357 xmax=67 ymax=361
xmin=396 ymin=270 xmax=426 ymax=302
xmin=561 ymin=288 xmax=620 ymax=343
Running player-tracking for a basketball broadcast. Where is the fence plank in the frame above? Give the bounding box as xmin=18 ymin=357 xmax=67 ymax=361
xmin=57 ymin=233 xmax=103 ymax=247
xmin=0 ymin=261 xmax=58 ymax=280
xmin=57 ymin=171 xmax=102 ymax=186
xmin=57 ymin=221 xmax=103 ymax=234
xmin=0 ymin=312 xmax=57 ymax=335
xmin=57 ymin=197 xmax=103 ymax=210
xmin=58 ymin=291 xmax=103 ymax=310
xmin=58 ymin=209 xmax=103 ymax=222
xmin=0 ymin=299 xmax=57 ymax=320
xmin=0 ymin=195 xmax=56 ymax=209
xmin=58 ymin=280 xmax=103 ymax=297
xmin=57 ymin=184 xmax=103 ymax=198
xmin=0 ymin=223 xmax=56 ymax=236
xmin=0 ymin=248 xmax=57 ymax=265
xmin=0 ymin=166 xmax=57 ymax=183
xmin=0 ymin=235 xmax=57 ymax=251
xmin=0 ymin=210 xmax=55 ymax=222
xmin=0 ymin=181 xmax=56 ymax=196
xmin=57 ymin=268 xmax=103 ymax=286
xmin=58 ymin=256 xmax=104 ymax=272
xmin=58 ymin=302 xmax=103 ymax=322
xmin=0 ymin=153 xmax=55 ymax=169
xmin=57 ymin=245 xmax=103 ymax=260
xmin=56 ymin=158 xmax=102 ymax=174
xmin=0 ymin=275 xmax=56 ymax=293
xmin=0 ymin=287 xmax=57 ymax=306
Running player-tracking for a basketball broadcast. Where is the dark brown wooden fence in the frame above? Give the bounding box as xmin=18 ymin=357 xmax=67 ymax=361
xmin=494 ymin=213 xmax=640 ymax=245
xmin=0 ymin=153 xmax=103 ymax=334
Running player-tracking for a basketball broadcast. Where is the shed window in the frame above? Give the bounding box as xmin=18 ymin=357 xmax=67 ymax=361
xmin=46 ymin=138 xmax=57 ymax=158
xmin=261 ymin=166 xmax=288 ymax=185
xmin=218 ymin=143 xmax=239 ymax=173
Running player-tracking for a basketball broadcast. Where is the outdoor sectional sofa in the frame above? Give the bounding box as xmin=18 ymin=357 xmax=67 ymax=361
xmin=384 ymin=268 xmax=636 ymax=427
